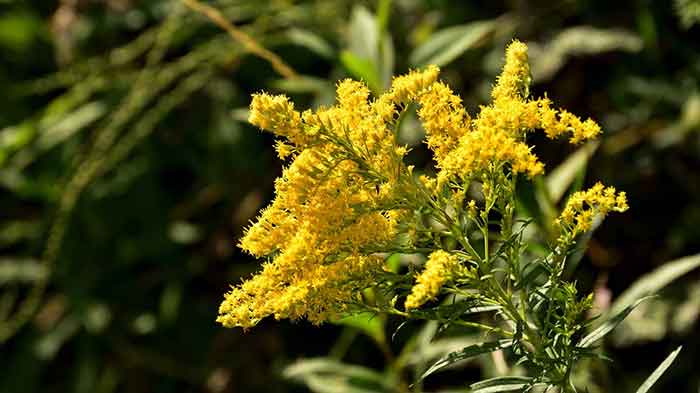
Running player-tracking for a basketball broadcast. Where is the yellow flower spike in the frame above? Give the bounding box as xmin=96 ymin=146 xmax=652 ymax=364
xmin=405 ymin=250 xmax=462 ymax=310
xmin=387 ymin=65 xmax=440 ymax=104
xmin=336 ymin=79 xmax=371 ymax=113
xmin=556 ymin=182 xmax=629 ymax=239
xmin=491 ymin=40 xmax=531 ymax=101
xmin=249 ymin=93 xmax=305 ymax=144
xmin=417 ymin=81 xmax=470 ymax=163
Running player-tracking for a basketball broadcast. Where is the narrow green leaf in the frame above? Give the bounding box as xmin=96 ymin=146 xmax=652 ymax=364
xmin=0 ymin=258 xmax=47 ymax=284
xmin=272 ymin=75 xmax=330 ymax=94
xmin=347 ymin=5 xmax=379 ymax=62
xmin=610 ymin=253 xmax=700 ymax=315
xmin=284 ymin=28 xmax=335 ymax=59
xmin=332 ymin=312 xmax=385 ymax=345
xmin=283 ymin=357 xmax=387 ymax=386
xmin=577 ymin=296 xmax=652 ymax=348
xmin=339 ymin=50 xmax=381 ymax=93
xmin=409 ymin=20 xmax=496 ymax=67
xmin=530 ymin=26 xmax=643 ymax=82
xmin=470 ymin=376 xmax=532 ymax=393
xmin=419 ymin=339 xmax=512 ymax=381
xmin=635 ymin=346 xmax=682 ymax=393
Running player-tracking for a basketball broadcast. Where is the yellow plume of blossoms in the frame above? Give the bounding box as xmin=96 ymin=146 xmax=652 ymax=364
xmin=556 ymin=182 xmax=629 ymax=239
xmin=405 ymin=250 xmax=464 ymax=310
xmin=218 ymin=40 xmax=620 ymax=329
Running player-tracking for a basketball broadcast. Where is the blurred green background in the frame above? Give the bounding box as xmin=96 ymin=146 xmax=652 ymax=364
xmin=1 ymin=0 xmax=699 ymax=392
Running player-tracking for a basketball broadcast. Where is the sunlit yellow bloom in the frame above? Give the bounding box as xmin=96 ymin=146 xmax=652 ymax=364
xmin=249 ymin=93 xmax=306 ymax=145
xmin=386 ymin=65 xmax=440 ymax=104
xmin=220 ymin=40 xmax=622 ymax=329
xmin=556 ymin=182 xmax=628 ymax=238
xmin=491 ymin=40 xmax=531 ymax=100
xmin=405 ymin=250 xmax=462 ymax=310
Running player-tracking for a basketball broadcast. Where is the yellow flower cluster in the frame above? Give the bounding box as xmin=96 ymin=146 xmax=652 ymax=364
xmin=405 ymin=250 xmax=462 ymax=310
xmin=556 ymin=182 xmax=629 ymax=238
xmin=220 ymin=76 xmax=418 ymax=328
xmin=433 ymin=40 xmax=602 ymax=183
xmin=219 ymin=40 xmax=616 ymax=328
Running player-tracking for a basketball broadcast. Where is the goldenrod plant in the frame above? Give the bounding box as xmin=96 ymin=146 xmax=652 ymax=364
xmin=215 ymin=41 xmax=681 ymax=392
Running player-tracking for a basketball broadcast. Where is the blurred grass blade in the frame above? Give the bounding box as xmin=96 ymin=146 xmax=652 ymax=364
xmin=285 ymin=28 xmax=335 ymax=59
xmin=419 ymin=339 xmax=512 ymax=381
xmin=545 ymin=141 xmax=599 ymax=203
xmin=469 ymin=376 xmax=532 ymax=393
xmin=529 ymin=26 xmax=643 ymax=82
xmin=340 ymin=50 xmax=381 ymax=92
xmin=409 ymin=20 xmax=496 ymax=67
xmin=272 ymin=75 xmax=330 ymax=94
xmin=347 ymin=5 xmax=379 ymax=62
xmin=635 ymin=346 xmax=682 ymax=393
xmin=0 ymin=258 xmax=47 ymax=284
xmin=578 ymin=296 xmax=652 ymax=348
xmin=332 ymin=312 xmax=385 ymax=345
xmin=283 ymin=357 xmax=392 ymax=393
xmin=610 ymin=253 xmax=700 ymax=315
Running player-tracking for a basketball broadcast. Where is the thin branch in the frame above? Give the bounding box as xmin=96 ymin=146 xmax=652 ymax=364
xmin=182 ymin=0 xmax=298 ymax=79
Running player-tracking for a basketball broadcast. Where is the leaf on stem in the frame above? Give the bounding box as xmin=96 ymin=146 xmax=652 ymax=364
xmin=419 ymin=339 xmax=513 ymax=381
xmin=577 ymin=296 xmax=652 ymax=348
xmin=634 ymin=346 xmax=682 ymax=393
xmin=469 ymin=376 xmax=533 ymax=393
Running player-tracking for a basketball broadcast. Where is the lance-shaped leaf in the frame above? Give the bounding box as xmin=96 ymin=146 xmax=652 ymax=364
xmin=409 ymin=20 xmax=498 ymax=67
xmin=470 ymin=376 xmax=533 ymax=393
xmin=419 ymin=339 xmax=512 ymax=381
xmin=610 ymin=253 xmax=700 ymax=315
xmin=635 ymin=346 xmax=682 ymax=393
xmin=577 ymin=296 xmax=652 ymax=348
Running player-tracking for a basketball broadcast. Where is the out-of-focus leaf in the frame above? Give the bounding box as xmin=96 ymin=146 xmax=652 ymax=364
xmin=378 ymin=33 xmax=395 ymax=90
xmin=407 ymin=336 xmax=480 ymax=366
xmin=284 ymin=28 xmax=335 ymax=59
xmin=675 ymin=0 xmax=700 ymax=28
xmin=529 ymin=27 xmax=643 ymax=82
xmin=168 ymin=221 xmax=202 ymax=244
xmin=332 ymin=312 xmax=384 ymax=344
xmin=409 ymin=20 xmax=497 ymax=67
xmin=671 ymin=281 xmax=700 ymax=333
xmin=231 ymin=108 xmax=250 ymax=122
xmin=36 ymin=101 xmax=106 ymax=151
xmin=610 ymin=253 xmax=700 ymax=315
xmin=84 ymin=303 xmax=112 ymax=334
xmin=577 ymin=296 xmax=652 ymax=348
xmin=284 ymin=358 xmax=391 ymax=393
xmin=0 ymin=258 xmax=47 ymax=284
xmin=159 ymin=283 xmax=182 ymax=325
xmin=651 ymin=94 xmax=700 ymax=149
xmin=347 ymin=6 xmax=379 ymax=64
xmin=35 ymin=315 xmax=81 ymax=360
xmin=635 ymin=346 xmax=682 ymax=393
xmin=0 ymin=11 xmax=44 ymax=52
xmin=340 ymin=50 xmax=380 ymax=92
xmin=419 ymin=340 xmax=512 ymax=381
xmin=545 ymin=141 xmax=599 ymax=203
xmin=469 ymin=376 xmax=533 ymax=393
xmin=0 ymin=220 xmax=41 ymax=246
xmin=131 ymin=314 xmax=157 ymax=335
xmin=272 ymin=75 xmax=330 ymax=94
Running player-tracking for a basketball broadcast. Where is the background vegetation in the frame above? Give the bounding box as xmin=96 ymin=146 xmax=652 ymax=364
xmin=0 ymin=0 xmax=699 ymax=392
